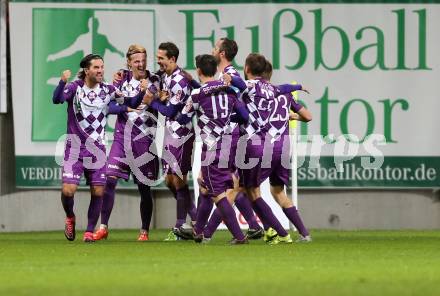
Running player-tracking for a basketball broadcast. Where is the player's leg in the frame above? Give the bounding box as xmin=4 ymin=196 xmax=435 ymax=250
xmin=83 ymin=166 xmax=106 ymax=243
xmin=94 ymin=139 xmax=129 ymax=240
xmin=227 ymin=133 xmax=263 ymax=238
xmin=61 ymin=183 xmax=78 ymax=241
xmin=211 ymin=192 xmax=247 ymax=244
xmin=163 ymin=174 xmax=180 ymax=241
xmin=270 ymin=184 xmax=311 ymax=242
xmin=197 ymin=150 xmax=236 ymax=241
xmin=163 ymin=136 xmax=196 ymax=240
xmin=201 ymin=154 xmax=243 ymax=244
xmin=202 ymin=174 xmax=238 ymax=241
xmin=203 ymin=181 xmax=263 ymax=240
xmin=179 ymin=134 xmax=197 ymax=223
xmin=172 ymin=134 xmax=197 ymax=226
xmin=135 ymin=148 xmax=159 ymax=241
xmin=233 ymin=179 xmax=263 ymax=238
xmin=245 ymin=186 xmax=287 ymax=234
xmin=61 ymin=153 xmax=83 ymax=241
xmin=172 ymin=174 xmax=190 ymax=228
xmin=238 ymin=139 xmax=289 ymax=242
xmin=192 ymin=174 xmax=213 ymax=241
xmin=93 ymin=176 xmax=117 ymax=240
xmin=83 ymin=184 xmax=104 ymax=242
xmin=137 ymin=182 xmax=153 ymax=241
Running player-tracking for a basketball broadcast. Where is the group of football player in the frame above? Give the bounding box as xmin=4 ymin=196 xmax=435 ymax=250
xmin=53 ymin=37 xmax=312 ymax=245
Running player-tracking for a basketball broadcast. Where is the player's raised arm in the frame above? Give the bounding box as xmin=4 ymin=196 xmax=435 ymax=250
xmin=276 ymin=83 xmax=302 ymax=95
xmin=52 ymin=70 xmax=75 ymax=104
xmin=112 ymin=69 xmax=125 ymax=89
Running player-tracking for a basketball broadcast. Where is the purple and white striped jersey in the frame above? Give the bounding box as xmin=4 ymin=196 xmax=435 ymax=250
xmin=163 ymin=67 xmax=193 ymax=138
xmin=240 ymin=78 xmax=282 ymax=138
xmin=267 ymin=92 xmax=304 ymax=142
xmin=61 ymin=80 xmax=117 ymax=144
xmin=182 ymin=81 xmax=238 ymax=150
xmin=113 ymin=70 xmax=160 ymax=141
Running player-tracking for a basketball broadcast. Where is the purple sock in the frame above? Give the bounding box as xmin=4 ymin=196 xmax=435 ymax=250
xmin=183 ymin=185 xmax=197 ymax=221
xmin=256 ymin=214 xmax=271 ymax=231
xmin=61 ymin=193 xmax=75 ymax=218
xmin=203 ymin=208 xmax=222 ymax=238
xmin=100 ymin=177 xmax=117 ymax=226
xmin=252 ymin=198 xmax=288 ymax=237
xmin=283 ymin=206 xmax=309 ymax=237
xmin=216 ymin=198 xmax=245 ymax=241
xmin=194 ymin=192 xmax=213 ymax=235
xmin=175 ymin=187 xmax=187 ymax=227
xmin=235 ymin=192 xmax=261 ymax=230
xmin=86 ymin=195 xmax=103 ymax=232
xmin=138 ymin=184 xmax=153 ymax=231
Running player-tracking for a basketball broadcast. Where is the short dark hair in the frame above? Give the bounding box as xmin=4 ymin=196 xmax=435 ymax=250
xmin=262 ymin=59 xmax=273 ymax=81
xmin=245 ymin=53 xmax=267 ymax=77
xmin=78 ymin=54 xmax=103 ymax=80
xmin=158 ymin=42 xmax=179 ymax=61
xmin=195 ymin=54 xmax=217 ymax=77
xmin=219 ymin=38 xmax=238 ymax=61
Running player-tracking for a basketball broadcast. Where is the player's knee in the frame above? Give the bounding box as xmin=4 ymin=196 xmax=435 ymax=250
xmin=91 ymin=186 xmax=104 ymax=197
xmin=200 ymin=186 xmax=209 ymax=195
xmin=245 ymin=188 xmax=259 ymax=201
xmin=165 ymin=176 xmax=174 ymax=189
xmin=174 ymin=177 xmax=186 ymax=189
xmin=62 ymin=184 xmax=77 ymax=197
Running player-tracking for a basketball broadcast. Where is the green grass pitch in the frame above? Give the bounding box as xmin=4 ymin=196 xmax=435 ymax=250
xmin=1 ymin=230 xmax=439 ymax=296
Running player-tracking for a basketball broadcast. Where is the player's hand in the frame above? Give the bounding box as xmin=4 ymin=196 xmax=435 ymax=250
xmin=289 ymin=110 xmax=299 ymax=120
xmin=114 ymin=89 xmax=124 ymax=98
xmin=142 ymin=91 xmax=154 ymax=105
xmin=113 ymin=70 xmax=124 ymax=84
xmin=140 ymin=79 xmax=148 ymax=92
xmin=301 ymin=86 xmax=310 ymax=94
xmin=223 ymin=74 xmax=232 ymax=86
xmin=159 ymin=90 xmax=169 ymax=102
xmin=61 ymin=70 xmax=71 ymax=82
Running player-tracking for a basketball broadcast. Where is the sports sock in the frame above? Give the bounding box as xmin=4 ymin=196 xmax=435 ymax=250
xmin=86 ymin=195 xmax=103 ymax=233
xmin=138 ymin=183 xmax=153 ymax=231
xmin=203 ymin=208 xmax=222 ymax=239
xmin=175 ymin=187 xmax=187 ymax=227
xmin=194 ymin=191 xmax=213 ymax=235
xmin=252 ymin=197 xmax=288 ymax=237
xmin=100 ymin=177 xmax=117 ymax=226
xmin=235 ymin=192 xmax=261 ymax=230
xmin=61 ymin=193 xmax=75 ymax=218
xmin=216 ymin=198 xmax=245 ymax=241
xmin=283 ymin=206 xmax=309 ymax=237
xmin=182 ymin=185 xmax=197 ymax=221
